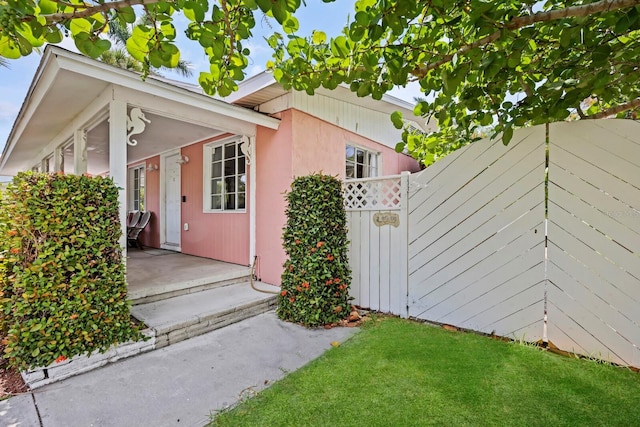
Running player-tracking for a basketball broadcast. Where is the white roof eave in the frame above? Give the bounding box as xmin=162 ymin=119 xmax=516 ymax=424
xmin=50 ymin=48 xmax=280 ymax=130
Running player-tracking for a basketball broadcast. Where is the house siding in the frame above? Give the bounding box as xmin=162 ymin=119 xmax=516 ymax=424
xmin=291 ymin=109 xmax=420 ymax=177
xmin=255 ymin=112 xmax=294 ymax=285
xmin=180 ymin=137 xmax=250 ymax=266
xmin=291 ymin=90 xmax=424 ymax=151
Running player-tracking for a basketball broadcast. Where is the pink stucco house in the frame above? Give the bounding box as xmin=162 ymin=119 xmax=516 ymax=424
xmin=0 ymin=46 xmax=428 ymax=286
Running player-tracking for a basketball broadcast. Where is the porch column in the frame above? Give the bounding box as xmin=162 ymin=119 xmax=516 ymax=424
xmin=109 ymin=100 xmax=128 ymax=254
xmin=73 ymin=129 xmax=88 ymax=175
xmin=53 ymin=145 xmax=63 ymax=172
xmin=248 ymin=136 xmax=256 ymax=266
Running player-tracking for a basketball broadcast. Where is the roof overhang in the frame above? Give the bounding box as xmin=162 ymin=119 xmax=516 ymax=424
xmin=226 ymin=71 xmax=421 ymax=120
xmin=0 ymin=46 xmax=280 ymax=175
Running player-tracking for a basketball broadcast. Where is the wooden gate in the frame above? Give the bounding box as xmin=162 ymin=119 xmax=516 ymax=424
xmin=344 ymin=173 xmax=409 ymax=317
xmin=407 ymin=126 xmax=547 ymax=342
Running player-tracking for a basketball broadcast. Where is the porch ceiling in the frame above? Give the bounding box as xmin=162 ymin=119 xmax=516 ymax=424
xmin=3 ymin=70 xmax=109 ymax=174
xmin=0 ymin=46 xmax=280 ymax=176
xmin=84 ymin=111 xmax=222 ymax=174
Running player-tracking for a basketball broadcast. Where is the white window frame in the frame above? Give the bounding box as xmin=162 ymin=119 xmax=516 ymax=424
xmin=345 ymin=143 xmax=381 ymax=180
xmin=43 ymin=156 xmax=53 ymax=173
xmin=128 ymin=164 xmax=146 ymax=212
xmin=203 ymin=136 xmax=247 ymax=213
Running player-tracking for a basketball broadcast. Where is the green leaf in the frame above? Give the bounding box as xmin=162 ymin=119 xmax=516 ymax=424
xmin=38 ymin=0 xmax=58 ymax=14
xmin=184 ymin=3 xmax=206 ymax=22
xmin=70 ymin=18 xmax=92 ymax=36
xmin=330 ymin=36 xmax=350 ymax=58
xmin=44 ymin=28 xmax=63 ymax=44
xmin=593 ymin=44 xmax=612 ymax=65
xmin=283 ymin=16 xmax=299 ymax=34
xmin=502 ymin=126 xmax=513 ymax=145
xmin=118 ymin=6 xmax=136 ymax=24
xmin=311 ymin=31 xmax=326 ymax=45
xmin=391 ymin=111 xmax=404 ymax=129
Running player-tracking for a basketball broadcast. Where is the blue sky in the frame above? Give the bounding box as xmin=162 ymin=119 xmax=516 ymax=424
xmin=0 ymin=0 xmax=421 ymax=155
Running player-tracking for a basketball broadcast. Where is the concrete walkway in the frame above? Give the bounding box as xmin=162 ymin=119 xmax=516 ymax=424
xmin=1 ymin=312 xmax=359 ymax=427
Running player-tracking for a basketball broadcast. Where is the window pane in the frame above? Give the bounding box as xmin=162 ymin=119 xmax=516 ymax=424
xmin=346 ymin=145 xmax=355 ymax=161
xmin=238 ymin=192 xmax=246 ymax=209
xmin=225 ymin=143 xmax=236 ymax=159
xmin=139 ymin=187 xmax=145 ymax=211
xmin=356 ymin=148 xmax=365 ymax=164
xmin=212 ymin=162 xmax=222 ymax=178
xmin=212 ymin=179 xmax=222 ymax=195
xmin=238 ymin=157 xmax=246 ymax=174
xmin=238 ymin=174 xmax=246 ymax=193
xmin=211 ymin=195 xmax=222 ymax=210
xmin=346 ymin=164 xmax=355 ymax=179
xmin=224 ymin=159 xmax=235 ymax=176
xmin=225 ymin=176 xmax=236 ymax=193
xmin=357 ymin=163 xmax=365 ymax=178
xmin=225 ymin=193 xmax=236 ymax=210
xmin=213 ymin=147 xmax=222 ymax=162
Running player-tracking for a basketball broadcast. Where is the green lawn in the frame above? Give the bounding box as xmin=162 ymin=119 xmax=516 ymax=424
xmin=210 ymin=317 xmax=640 ymax=427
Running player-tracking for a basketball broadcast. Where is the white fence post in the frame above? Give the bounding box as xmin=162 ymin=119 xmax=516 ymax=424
xmin=399 ymin=171 xmax=410 ymax=318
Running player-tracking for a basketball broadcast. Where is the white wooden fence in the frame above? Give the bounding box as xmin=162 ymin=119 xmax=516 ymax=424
xmin=546 ymin=120 xmax=640 ymax=367
xmin=345 ymin=119 xmax=640 ymax=368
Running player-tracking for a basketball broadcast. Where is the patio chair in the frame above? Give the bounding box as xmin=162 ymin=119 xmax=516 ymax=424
xmin=128 ymin=211 xmax=151 ymax=249
xmin=127 ymin=211 xmax=141 ymax=234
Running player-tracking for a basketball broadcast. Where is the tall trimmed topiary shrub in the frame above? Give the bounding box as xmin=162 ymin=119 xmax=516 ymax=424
xmin=277 ymin=173 xmax=352 ymax=327
xmin=0 ymin=172 xmax=143 ymax=370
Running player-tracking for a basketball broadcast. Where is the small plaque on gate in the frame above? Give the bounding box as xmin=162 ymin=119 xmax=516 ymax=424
xmin=373 ymin=212 xmax=400 ymax=228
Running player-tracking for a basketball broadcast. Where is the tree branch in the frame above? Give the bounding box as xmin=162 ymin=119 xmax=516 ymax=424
xmin=412 ymin=0 xmax=640 ymax=78
xmin=518 ymin=77 xmax=534 ymax=97
xmin=43 ymin=0 xmax=163 ymax=22
xmin=584 ymin=98 xmax=640 ymax=119
xmin=221 ymin=0 xmax=235 ymax=60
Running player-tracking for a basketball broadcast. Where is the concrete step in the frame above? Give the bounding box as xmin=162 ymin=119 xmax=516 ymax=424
xmin=131 ymin=281 xmax=279 ymax=349
xmin=22 ymin=281 xmax=279 ymax=390
xmin=129 ymin=270 xmax=251 ymax=305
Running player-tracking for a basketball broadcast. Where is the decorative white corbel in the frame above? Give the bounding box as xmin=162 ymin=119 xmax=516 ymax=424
xmin=239 ymin=135 xmax=253 ymax=165
xmin=126 ymin=107 xmax=151 ymax=146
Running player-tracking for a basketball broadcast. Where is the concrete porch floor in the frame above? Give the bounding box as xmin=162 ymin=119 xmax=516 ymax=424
xmin=125 ymin=249 xmax=253 ymax=303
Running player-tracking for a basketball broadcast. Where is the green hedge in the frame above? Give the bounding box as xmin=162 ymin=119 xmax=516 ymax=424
xmin=0 ymin=172 xmax=143 ymax=370
xmin=277 ymin=174 xmax=352 ymax=327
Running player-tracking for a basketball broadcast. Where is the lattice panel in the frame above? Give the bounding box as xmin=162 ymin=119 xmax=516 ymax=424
xmin=343 ymin=177 xmax=403 ymax=210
